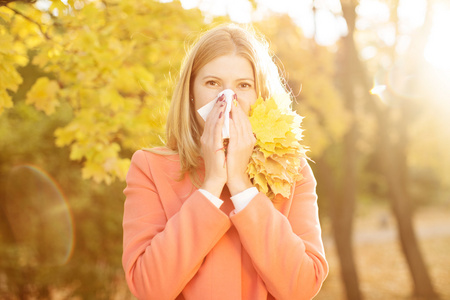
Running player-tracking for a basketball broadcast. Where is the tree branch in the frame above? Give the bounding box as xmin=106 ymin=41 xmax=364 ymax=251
xmin=5 ymin=4 xmax=50 ymax=40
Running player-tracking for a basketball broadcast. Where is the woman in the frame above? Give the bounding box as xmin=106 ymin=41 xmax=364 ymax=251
xmin=122 ymin=23 xmax=328 ymax=300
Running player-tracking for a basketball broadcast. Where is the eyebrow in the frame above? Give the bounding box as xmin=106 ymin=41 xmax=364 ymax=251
xmin=202 ymin=75 xmax=255 ymax=82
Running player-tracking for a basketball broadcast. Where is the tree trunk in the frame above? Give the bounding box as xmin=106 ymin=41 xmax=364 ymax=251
xmin=373 ymin=104 xmax=439 ymax=299
xmin=346 ymin=0 xmax=439 ymax=296
xmin=318 ymin=150 xmax=361 ymax=300
xmin=330 ymin=130 xmax=362 ymax=300
xmin=377 ymin=99 xmax=439 ymax=299
xmin=389 ymin=2 xmax=439 ymax=296
xmin=338 ymin=0 xmax=439 ymax=298
xmin=332 ymin=2 xmax=363 ymax=299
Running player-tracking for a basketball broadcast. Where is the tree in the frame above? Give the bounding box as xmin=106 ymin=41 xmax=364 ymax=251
xmin=0 ymin=0 xmax=206 ymax=298
xmin=339 ymin=0 xmax=440 ymax=298
xmin=257 ymin=14 xmax=361 ymax=299
xmin=256 ymin=16 xmax=349 ymax=159
xmin=333 ymin=1 xmax=363 ymax=298
xmin=1 ymin=0 xmax=204 ymax=184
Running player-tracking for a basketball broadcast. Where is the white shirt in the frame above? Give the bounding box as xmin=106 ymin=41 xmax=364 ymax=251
xmin=199 ymin=187 xmax=259 ymax=213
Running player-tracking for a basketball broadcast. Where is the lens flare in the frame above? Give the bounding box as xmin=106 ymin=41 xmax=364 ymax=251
xmin=5 ymin=165 xmax=75 ymax=266
xmin=370 ymin=84 xmax=387 ymax=97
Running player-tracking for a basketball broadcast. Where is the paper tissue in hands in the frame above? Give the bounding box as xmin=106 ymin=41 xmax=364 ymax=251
xmin=197 ymin=89 xmax=235 ymax=139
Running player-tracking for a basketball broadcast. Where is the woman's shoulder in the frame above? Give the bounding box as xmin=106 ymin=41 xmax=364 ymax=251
xmin=132 ymin=147 xmax=179 ymax=160
xmin=131 ymin=147 xmax=181 ymax=170
xmin=141 ymin=146 xmax=179 ymax=156
xmin=296 ymin=156 xmax=316 ymax=186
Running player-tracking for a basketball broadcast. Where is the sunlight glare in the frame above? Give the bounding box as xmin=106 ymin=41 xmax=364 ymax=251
xmin=397 ymin=0 xmax=427 ymax=32
xmin=424 ymin=5 xmax=450 ymax=70
xmin=370 ymin=84 xmax=387 ymax=103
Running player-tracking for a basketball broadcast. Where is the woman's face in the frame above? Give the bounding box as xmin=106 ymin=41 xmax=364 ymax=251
xmin=192 ymin=54 xmax=257 ymax=130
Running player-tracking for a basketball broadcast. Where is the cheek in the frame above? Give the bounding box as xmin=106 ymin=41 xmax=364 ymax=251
xmin=239 ymin=93 xmax=257 ymax=115
xmin=241 ymin=104 xmax=251 ymax=115
xmin=193 ymin=87 xmax=219 ymax=111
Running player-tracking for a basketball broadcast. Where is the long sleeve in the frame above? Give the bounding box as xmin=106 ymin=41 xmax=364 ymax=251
xmin=198 ymin=188 xmax=224 ymax=208
xmin=230 ymin=187 xmax=259 ymax=213
xmin=230 ymin=158 xmax=328 ymax=300
xmin=122 ymin=150 xmax=231 ymax=300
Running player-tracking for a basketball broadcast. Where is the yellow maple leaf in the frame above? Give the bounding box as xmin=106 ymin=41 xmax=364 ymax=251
xmin=247 ymin=93 xmax=308 ymax=200
xmin=26 ymin=77 xmax=60 ymax=115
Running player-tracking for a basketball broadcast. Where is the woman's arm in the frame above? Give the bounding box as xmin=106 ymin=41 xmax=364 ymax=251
xmin=122 ymin=150 xmax=231 ymax=300
xmin=230 ymin=159 xmax=328 ymax=300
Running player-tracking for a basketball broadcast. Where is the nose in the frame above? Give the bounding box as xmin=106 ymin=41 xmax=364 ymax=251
xmin=221 ymin=86 xmax=235 ymax=93
xmin=219 ymin=88 xmax=236 ymax=101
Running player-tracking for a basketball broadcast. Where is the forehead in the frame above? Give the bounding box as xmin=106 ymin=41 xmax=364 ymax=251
xmin=198 ymin=54 xmax=254 ymax=78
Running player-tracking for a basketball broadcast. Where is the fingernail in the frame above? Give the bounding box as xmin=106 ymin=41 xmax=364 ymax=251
xmin=219 ymin=111 xmax=223 ymax=119
xmin=216 ymin=94 xmax=225 ymax=103
xmin=233 ymin=94 xmax=237 ymax=100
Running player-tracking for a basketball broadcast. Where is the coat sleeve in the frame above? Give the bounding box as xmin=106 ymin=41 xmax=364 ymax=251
xmin=230 ymin=158 xmax=328 ymax=300
xmin=122 ymin=150 xmax=231 ymax=300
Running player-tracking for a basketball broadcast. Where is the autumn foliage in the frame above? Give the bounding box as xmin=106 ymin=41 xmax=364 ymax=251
xmin=248 ymin=94 xmax=307 ymax=199
xmin=1 ymin=0 xmax=204 ymax=184
xmin=1 ymin=0 xmax=450 ymax=299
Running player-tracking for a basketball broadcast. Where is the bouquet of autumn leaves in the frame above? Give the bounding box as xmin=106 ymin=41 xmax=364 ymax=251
xmin=247 ymin=93 xmax=308 ymax=200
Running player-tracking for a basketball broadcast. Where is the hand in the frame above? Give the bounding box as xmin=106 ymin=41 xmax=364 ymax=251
xmin=226 ymin=96 xmax=256 ymax=196
xmin=200 ymin=94 xmax=228 ymax=198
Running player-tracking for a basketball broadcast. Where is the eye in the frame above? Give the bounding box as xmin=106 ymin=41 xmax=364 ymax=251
xmin=206 ymin=80 xmax=219 ymax=87
xmin=239 ymin=82 xmax=252 ymax=89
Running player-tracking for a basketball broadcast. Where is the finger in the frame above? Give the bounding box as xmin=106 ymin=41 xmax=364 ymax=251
xmin=228 ymin=118 xmax=237 ymax=145
xmin=230 ymin=102 xmax=256 ymax=150
xmin=213 ymin=103 xmax=227 ymax=146
xmin=230 ymin=100 xmax=249 ymax=139
xmin=235 ymin=100 xmax=255 ymax=139
xmin=229 ymin=100 xmax=241 ymax=134
xmin=203 ymin=94 xmax=226 ymax=139
xmin=204 ymin=94 xmax=225 ymax=126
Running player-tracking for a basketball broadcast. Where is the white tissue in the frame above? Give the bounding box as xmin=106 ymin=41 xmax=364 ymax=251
xmin=197 ymin=89 xmax=235 ymax=139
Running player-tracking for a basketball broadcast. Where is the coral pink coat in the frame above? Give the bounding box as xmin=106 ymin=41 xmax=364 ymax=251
xmin=122 ymin=150 xmax=328 ymax=300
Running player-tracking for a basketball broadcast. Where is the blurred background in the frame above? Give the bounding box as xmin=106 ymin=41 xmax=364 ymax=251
xmin=1 ymin=0 xmax=449 ymax=299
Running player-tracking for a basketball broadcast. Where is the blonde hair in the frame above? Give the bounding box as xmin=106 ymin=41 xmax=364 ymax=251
xmin=153 ymin=23 xmax=287 ymax=182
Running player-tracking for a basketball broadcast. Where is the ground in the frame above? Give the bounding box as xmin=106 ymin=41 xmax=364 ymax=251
xmin=315 ymin=203 xmax=450 ymax=300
